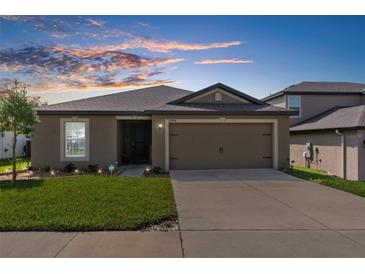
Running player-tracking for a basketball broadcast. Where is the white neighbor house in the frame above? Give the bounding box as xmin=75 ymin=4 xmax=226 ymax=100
xmin=0 ymin=131 xmax=27 ymax=159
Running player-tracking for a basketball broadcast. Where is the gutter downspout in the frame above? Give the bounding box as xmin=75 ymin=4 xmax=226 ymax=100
xmin=335 ymin=130 xmax=346 ymax=179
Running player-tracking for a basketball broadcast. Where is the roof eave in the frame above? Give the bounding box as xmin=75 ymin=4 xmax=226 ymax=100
xmin=38 ymin=109 xmax=297 ymax=116
xmin=145 ymin=110 xmax=296 ymax=115
xmin=263 ymin=91 xmax=363 ymax=101
xmin=290 ymin=126 xmax=365 ymax=133
xmin=37 ymin=110 xmax=146 ymax=116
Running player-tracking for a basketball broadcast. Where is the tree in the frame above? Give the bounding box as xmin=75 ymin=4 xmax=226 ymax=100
xmin=0 ymin=80 xmax=39 ymax=182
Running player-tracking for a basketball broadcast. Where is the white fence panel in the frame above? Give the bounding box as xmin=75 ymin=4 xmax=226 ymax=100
xmin=0 ymin=132 xmax=27 ymax=159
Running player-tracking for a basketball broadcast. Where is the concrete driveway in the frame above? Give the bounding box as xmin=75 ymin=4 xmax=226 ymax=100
xmin=171 ymin=169 xmax=365 ymax=257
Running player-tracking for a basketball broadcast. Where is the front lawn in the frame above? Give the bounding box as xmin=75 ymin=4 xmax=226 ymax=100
xmin=290 ymin=166 xmax=365 ymax=197
xmin=0 ymin=176 xmax=177 ymax=231
xmin=0 ymin=157 xmax=30 ymax=173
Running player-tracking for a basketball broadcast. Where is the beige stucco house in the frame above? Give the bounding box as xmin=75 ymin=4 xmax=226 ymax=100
xmin=263 ymin=81 xmax=365 ymax=181
xmin=32 ymin=83 xmax=296 ymax=172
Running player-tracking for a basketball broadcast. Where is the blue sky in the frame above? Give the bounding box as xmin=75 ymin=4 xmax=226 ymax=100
xmin=0 ymin=16 xmax=364 ymax=103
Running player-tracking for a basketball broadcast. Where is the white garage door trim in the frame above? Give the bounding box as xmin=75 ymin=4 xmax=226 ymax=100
xmin=164 ymin=118 xmax=278 ymax=171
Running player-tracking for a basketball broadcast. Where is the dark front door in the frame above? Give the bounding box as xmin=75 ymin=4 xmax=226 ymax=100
xmin=131 ymin=123 xmax=149 ymax=163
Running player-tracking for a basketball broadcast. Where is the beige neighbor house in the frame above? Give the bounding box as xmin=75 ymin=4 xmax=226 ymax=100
xmin=263 ymin=81 xmax=365 ymax=181
xmin=32 ymin=83 xmax=296 ymax=172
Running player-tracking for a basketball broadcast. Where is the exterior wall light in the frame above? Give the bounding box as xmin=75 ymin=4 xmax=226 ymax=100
xmin=97 ymin=169 xmax=102 ymax=174
xmin=74 ymin=169 xmax=79 ymax=174
xmin=158 ymin=123 xmax=163 ymax=129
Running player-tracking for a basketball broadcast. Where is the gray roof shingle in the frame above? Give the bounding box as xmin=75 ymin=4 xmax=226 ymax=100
xmin=37 ymin=85 xmax=192 ymax=114
xmin=263 ymin=81 xmax=365 ymax=101
xmin=290 ymin=105 xmax=365 ymax=132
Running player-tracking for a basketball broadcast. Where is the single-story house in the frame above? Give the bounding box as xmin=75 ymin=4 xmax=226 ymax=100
xmin=32 ymin=83 xmax=296 ymax=171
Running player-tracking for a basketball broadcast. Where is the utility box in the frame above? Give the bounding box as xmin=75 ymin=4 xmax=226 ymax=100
xmin=303 ymin=142 xmax=313 ymax=168
xmin=304 ymin=142 xmax=313 ymax=160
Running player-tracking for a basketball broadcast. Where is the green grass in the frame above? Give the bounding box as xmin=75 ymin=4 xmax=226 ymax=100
xmin=0 ymin=176 xmax=177 ymax=231
xmin=290 ymin=166 xmax=365 ymax=197
xmin=0 ymin=157 xmax=30 ymax=173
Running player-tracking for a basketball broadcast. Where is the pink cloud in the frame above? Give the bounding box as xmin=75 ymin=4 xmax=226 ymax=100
xmin=92 ymin=38 xmax=242 ymax=53
xmin=194 ymin=58 xmax=254 ymax=65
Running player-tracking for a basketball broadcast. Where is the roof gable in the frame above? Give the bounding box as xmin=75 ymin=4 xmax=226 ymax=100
xmin=168 ymin=83 xmax=264 ymax=105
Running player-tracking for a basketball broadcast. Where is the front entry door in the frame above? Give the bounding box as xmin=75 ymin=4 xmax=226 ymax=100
xmin=131 ymin=123 xmax=149 ymax=163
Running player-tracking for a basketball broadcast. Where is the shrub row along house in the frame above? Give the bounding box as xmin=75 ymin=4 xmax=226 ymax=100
xmin=263 ymin=81 xmax=365 ymax=181
xmin=32 ymin=83 xmax=296 ymax=172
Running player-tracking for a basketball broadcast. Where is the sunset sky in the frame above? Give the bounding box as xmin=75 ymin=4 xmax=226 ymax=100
xmin=0 ymin=16 xmax=364 ymax=104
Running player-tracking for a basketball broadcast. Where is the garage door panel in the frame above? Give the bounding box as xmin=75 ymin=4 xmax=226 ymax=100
xmin=169 ymin=123 xmax=272 ymax=170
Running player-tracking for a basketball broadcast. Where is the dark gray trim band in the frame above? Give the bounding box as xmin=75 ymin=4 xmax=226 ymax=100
xmin=290 ymin=126 xmax=365 ymax=133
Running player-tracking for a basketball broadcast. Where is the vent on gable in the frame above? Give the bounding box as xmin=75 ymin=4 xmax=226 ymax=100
xmin=215 ymin=92 xmax=222 ymax=102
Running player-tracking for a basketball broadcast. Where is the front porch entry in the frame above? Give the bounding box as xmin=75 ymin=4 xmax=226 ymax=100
xmin=120 ymin=120 xmax=152 ymax=165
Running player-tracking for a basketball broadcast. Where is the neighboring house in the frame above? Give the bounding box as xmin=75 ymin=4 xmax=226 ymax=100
xmin=32 ymin=83 xmax=296 ymax=171
xmin=263 ymin=81 xmax=365 ymax=181
xmin=0 ymin=131 xmax=27 ymax=159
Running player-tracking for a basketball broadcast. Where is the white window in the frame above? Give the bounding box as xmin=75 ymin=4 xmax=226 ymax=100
xmin=60 ymin=118 xmax=89 ymax=161
xmin=287 ymin=95 xmax=301 ymax=117
xmin=65 ymin=122 xmax=86 ymax=157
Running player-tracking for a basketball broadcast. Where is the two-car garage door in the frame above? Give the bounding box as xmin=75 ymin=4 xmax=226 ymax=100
xmin=169 ymin=123 xmax=273 ymax=170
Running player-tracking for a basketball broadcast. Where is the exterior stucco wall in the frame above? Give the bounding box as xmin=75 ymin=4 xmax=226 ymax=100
xmin=33 ymin=114 xmax=291 ymax=172
xmin=290 ymin=130 xmax=363 ymax=180
xmin=152 ymin=115 xmax=290 ymax=171
xmin=32 ymin=115 xmax=117 ymax=170
xmin=266 ymin=94 xmax=362 ymax=126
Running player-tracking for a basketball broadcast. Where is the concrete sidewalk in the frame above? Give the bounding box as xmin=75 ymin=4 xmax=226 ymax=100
xmin=121 ymin=165 xmax=149 ymax=177
xmin=0 ymin=231 xmax=182 ymax=258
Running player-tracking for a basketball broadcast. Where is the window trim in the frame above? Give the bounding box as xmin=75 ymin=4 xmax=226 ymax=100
xmin=60 ymin=118 xmax=89 ymax=161
xmin=286 ymin=95 xmax=301 ymax=118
